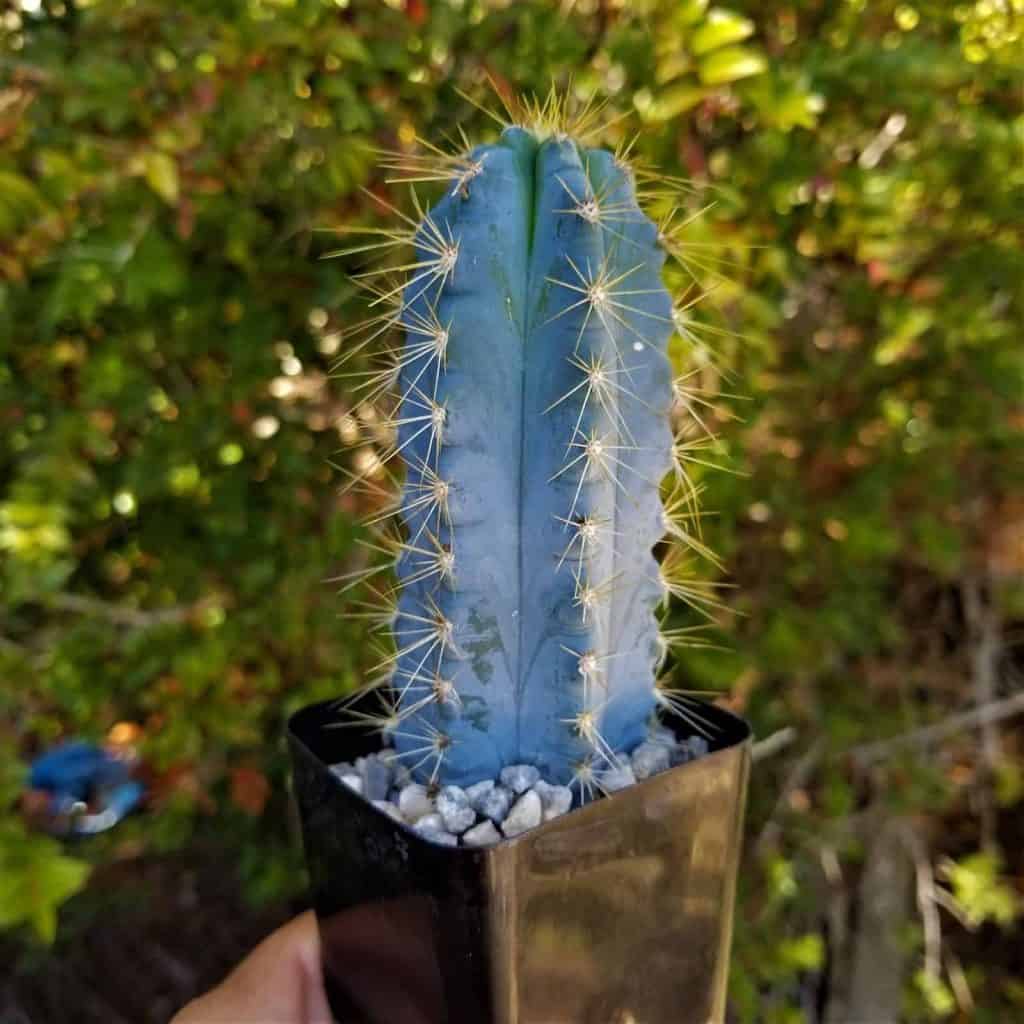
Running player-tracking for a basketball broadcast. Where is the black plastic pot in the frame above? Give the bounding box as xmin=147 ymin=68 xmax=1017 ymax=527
xmin=288 ymin=697 xmax=751 ymax=1024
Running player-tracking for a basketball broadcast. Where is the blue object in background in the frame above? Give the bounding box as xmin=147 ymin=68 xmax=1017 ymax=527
xmin=29 ymin=741 xmax=144 ymax=836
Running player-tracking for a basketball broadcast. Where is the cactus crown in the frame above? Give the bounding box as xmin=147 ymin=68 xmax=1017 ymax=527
xmin=334 ymin=93 xmax=719 ymax=795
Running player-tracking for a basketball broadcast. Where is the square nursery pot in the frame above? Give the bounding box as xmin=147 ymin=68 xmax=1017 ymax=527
xmin=288 ymin=697 xmax=752 ymax=1024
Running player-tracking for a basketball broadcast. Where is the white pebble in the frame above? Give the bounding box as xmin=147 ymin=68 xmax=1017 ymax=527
xmin=397 ymin=783 xmax=435 ymax=822
xmin=668 ymin=747 xmax=688 ymax=767
xmin=412 ymin=822 xmax=458 ymax=847
xmin=647 ymin=723 xmax=678 ymax=748
xmin=601 ymin=764 xmax=636 ymax=793
xmin=371 ymin=800 xmax=404 ymax=823
xmin=360 ymin=754 xmax=393 ymax=801
xmin=339 ymin=774 xmax=363 ymax=795
xmin=500 ymin=764 xmax=540 ymax=794
xmin=687 ymin=736 xmax=710 ymax=758
xmin=478 ymin=784 xmax=513 ymax=823
xmin=414 ymin=812 xmax=445 ymax=832
xmin=502 ymin=790 xmax=543 ymax=838
xmin=436 ymin=786 xmax=475 ymax=834
xmin=631 ymin=741 xmax=671 ymax=780
xmin=462 ymin=820 xmax=501 ymax=847
xmin=465 ymin=779 xmax=495 ymax=811
xmin=533 ymin=780 xmax=573 ymax=821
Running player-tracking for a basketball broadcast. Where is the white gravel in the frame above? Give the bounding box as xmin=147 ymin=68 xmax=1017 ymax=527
xmin=462 ymin=820 xmax=501 ymax=847
xmin=371 ymin=800 xmax=404 ymax=823
xmin=533 ymin=780 xmax=572 ymax=821
xmin=343 ymin=717 xmax=711 ymax=847
xmin=476 ymin=784 xmax=513 ymax=824
xmin=465 ymin=779 xmax=495 ymax=810
xmin=359 ymin=754 xmax=393 ymax=801
xmin=339 ymin=774 xmax=363 ymax=794
xmin=436 ymin=786 xmax=476 ymax=833
xmin=397 ymin=783 xmax=434 ymax=822
xmin=413 ymin=812 xmax=445 ymax=832
xmin=500 ymin=764 xmax=541 ymax=794
xmin=501 ymin=790 xmax=543 ymax=838
xmin=412 ymin=820 xmax=458 ymax=846
xmin=631 ymin=741 xmax=671 ymax=780
xmin=600 ymin=764 xmax=636 ymax=792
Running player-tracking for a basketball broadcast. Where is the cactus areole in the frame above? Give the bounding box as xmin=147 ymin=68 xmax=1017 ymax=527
xmin=348 ymin=122 xmax=705 ymax=792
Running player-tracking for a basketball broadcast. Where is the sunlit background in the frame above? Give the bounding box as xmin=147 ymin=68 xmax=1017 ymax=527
xmin=2 ymin=1 xmax=1023 ymax=1021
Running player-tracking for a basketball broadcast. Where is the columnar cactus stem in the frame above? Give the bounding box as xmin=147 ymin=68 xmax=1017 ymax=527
xmin=336 ymin=104 xmax=714 ymax=793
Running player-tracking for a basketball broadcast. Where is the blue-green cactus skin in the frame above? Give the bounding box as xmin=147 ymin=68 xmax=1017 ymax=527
xmin=391 ymin=126 xmax=673 ymax=787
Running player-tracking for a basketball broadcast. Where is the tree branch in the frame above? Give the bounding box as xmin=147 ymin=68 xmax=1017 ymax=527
xmin=752 ymin=725 xmax=798 ymax=762
xmin=962 ymin=572 xmax=1002 ymax=845
xmin=850 ymin=691 xmax=1024 ymax=766
xmin=755 ymin=736 xmax=824 ymax=855
xmin=50 ymin=593 xmax=196 ymax=628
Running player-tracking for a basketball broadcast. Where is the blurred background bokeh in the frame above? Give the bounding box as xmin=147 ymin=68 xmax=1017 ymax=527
xmin=1 ymin=1 xmax=1022 ymax=1021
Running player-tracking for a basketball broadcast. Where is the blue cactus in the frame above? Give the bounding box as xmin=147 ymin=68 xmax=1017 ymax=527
xmin=338 ymin=111 xmax=708 ymax=794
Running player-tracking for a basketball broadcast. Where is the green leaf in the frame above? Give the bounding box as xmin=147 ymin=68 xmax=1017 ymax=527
xmin=329 ymin=30 xmax=372 ymax=63
xmin=778 ymin=934 xmax=825 ymax=972
xmin=744 ymin=73 xmax=826 ymax=131
xmin=0 ymin=171 xmax=48 ymax=233
xmin=996 ymin=758 xmax=1024 ymax=807
xmin=676 ymin=0 xmax=710 ymax=27
xmin=144 ymin=152 xmax=180 ymax=205
xmin=691 ymin=9 xmax=755 ymax=56
xmin=914 ymin=970 xmax=956 ymax=1016
xmin=122 ymin=228 xmax=188 ymax=306
xmin=647 ymin=83 xmax=709 ymax=122
xmin=875 ymin=307 xmax=934 ymax=365
xmin=698 ymin=45 xmax=768 ymax=84
xmin=941 ymin=850 xmax=1020 ymax=929
xmin=0 ymin=826 xmax=91 ymax=943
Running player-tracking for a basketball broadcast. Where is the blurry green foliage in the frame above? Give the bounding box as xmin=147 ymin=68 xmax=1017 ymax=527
xmin=941 ymin=851 xmax=1020 ymax=931
xmin=913 ymin=969 xmax=957 ymax=1019
xmin=1 ymin=0 xmax=1022 ymax=1018
xmin=0 ymin=823 xmax=91 ymax=943
xmin=0 ymin=750 xmax=91 ymax=942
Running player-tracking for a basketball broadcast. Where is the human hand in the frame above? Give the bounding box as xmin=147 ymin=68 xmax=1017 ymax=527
xmin=171 ymin=911 xmax=332 ymax=1024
